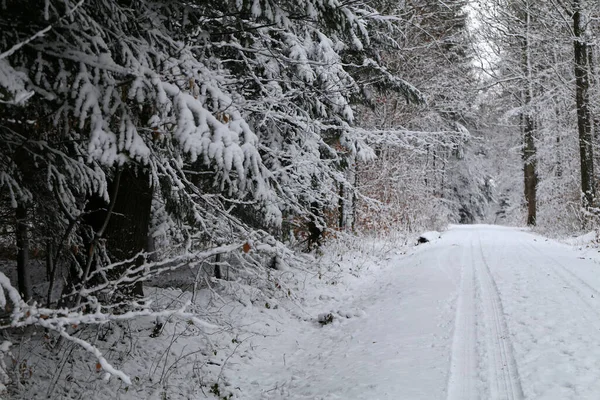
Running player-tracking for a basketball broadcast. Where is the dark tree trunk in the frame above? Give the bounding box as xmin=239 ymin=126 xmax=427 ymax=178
xmin=523 ymin=114 xmax=537 ymax=226
xmin=352 ymin=160 xmax=359 ymax=233
xmin=521 ymin=10 xmax=537 ymax=226
xmin=573 ymin=3 xmax=595 ymax=209
xmin=424 ymin=144 xmax=429 ymax=187
xmin=15 ymin=204 xmax=32 ymax=302
xmin=338 ymin=182 xmax=345 ymax=231
xmin=103 ymin=166 xmax=153 ymax=297
xmin=587 ymin=41 xmax=600 ymax=185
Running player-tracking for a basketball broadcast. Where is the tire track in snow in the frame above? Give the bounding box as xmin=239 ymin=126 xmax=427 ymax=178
xmin=505 ymin=236 xmax=600 ymax=399
xmin=446 ymin=234 xmax=478 ymax=400
xmin=516 ymin=242 xmax=600 ymax=338
xmin=522 ymin=241 xmax=600 ymax=315
xmin=475 ymin=232 xmax=524 ymax=400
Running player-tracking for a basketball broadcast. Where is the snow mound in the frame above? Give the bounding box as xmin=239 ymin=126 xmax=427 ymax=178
xmin=564 ymin=231 xmax=598 ymax=247
xmin=318 ymin=309 xmax=366 ymax=325
xmin=417 ymin=231 xmax=441 ymax=244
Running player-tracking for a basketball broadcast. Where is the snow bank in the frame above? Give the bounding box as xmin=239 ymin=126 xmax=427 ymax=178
xmin=563 ymin=231 xmax=598 ymax=247
xmin=2 ymin=232 xmax=411 ymax=399
xmin=417 ymin=230 xmax=441 ymax=244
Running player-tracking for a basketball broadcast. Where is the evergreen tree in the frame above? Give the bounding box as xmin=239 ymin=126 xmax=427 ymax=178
xmin=0 ymin=0 xmax=426 ymax=386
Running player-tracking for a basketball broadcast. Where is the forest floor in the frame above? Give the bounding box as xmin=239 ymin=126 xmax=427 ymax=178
xmin=230 ymin=224 xmax=600 ymax=400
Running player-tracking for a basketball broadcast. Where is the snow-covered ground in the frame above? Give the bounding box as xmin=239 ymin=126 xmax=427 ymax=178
xmin=8 ymin=224 xmax=600 ymax=399
xmin=228 ymin=224 xmax=600 ymax=399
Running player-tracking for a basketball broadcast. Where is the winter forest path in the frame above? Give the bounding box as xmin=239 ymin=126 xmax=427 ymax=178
xmin=234 ymin=225 xmax=600 ymax=399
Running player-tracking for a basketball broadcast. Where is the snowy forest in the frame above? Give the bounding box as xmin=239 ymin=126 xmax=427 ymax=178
xmin=1 ymin=0 xmax=600 ymax=398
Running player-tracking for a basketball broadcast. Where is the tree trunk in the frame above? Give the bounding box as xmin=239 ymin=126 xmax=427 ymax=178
xmin=522 ymin=8 xmax=537 ymax=226
xmin=16 ymin=204 xmax=32 ymax=302
xmin=338 ymin=182 xmax=345 ymax=231
xmin=103 ymin=166 xmax=153 ymax=297
xmin=523 ymin=114 xmax=537 ymax=226
xmin=352 ymin=160 xmax=358 ymax=233
xmin=573 ymin=2 xmax=595 ymax=209
xmin=307 ymin=201 xmax=323 ymax=250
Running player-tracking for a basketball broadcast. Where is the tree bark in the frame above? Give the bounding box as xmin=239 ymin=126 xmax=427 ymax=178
xmin=523 ymin=114 xmax=537 ymax=226
xmin=16 ymin=204 xmax=32 ymax=302
xmin=103 ymin=166 xmax=153 ymax=297
xmin=338 ymin=182 xmax=345 ymax=231
xmin=522 ymin=7 xmax=537 ymax=226
xmin=573 ymin=2 xmax=595 ymax=209
xmin=352 ymin=159 xmax=358 ymax=233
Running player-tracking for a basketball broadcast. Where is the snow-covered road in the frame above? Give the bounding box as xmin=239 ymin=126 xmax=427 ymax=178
xmin=233 ymin=225 xmax=600 ymax=399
